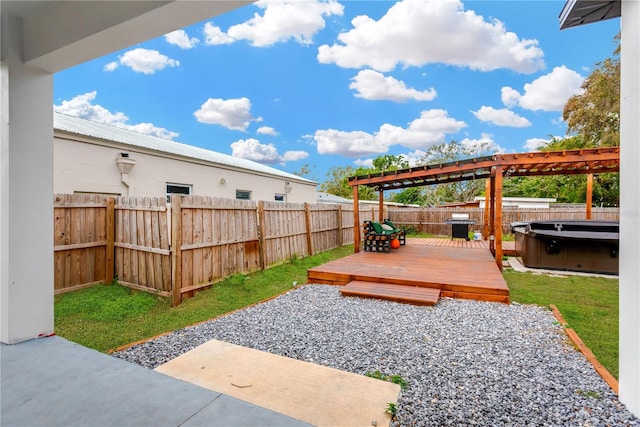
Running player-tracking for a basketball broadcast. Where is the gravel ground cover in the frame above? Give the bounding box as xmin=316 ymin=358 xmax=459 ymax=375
xmin=114 ymin=285 xmax=638 ymax=426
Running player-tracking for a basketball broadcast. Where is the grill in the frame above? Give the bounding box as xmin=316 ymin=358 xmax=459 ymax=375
xmin=445 ymin=213 xmax=476 ymax=241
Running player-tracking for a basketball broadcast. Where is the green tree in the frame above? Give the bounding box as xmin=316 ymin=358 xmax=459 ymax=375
xmin=390 ymin=187 xmax=426 ymax=205
xmin=416 ymin=140 xmax=498 ymax=203
xmin=563 ymin=33 xmax=620 ymax=147
xmin=372 ymin=154 xmax=409 ymax=171
xmin=291 ymin=163 xmax=318 ymax=182
xmin=505 ymin=34 xmax=620 ymax=206
xmin=320 ymin=155 xmax=412 ymax=201
xmin=319 ymin=165 xmax=377 ymax=200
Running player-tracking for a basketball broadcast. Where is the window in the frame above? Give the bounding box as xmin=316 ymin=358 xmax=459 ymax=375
xmin=274 ymin=193 xmax=285 ymax=202
xmin=166 ymin=183 xmax=191 ymax=202
xmin=236 ymin=190 xmax=251 ymax=200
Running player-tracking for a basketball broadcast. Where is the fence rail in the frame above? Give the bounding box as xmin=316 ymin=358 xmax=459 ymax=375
xmin=388 ymin=207 xmax=619 ymax=236
xmin=54 ymin=194 xmax=620 ymax=305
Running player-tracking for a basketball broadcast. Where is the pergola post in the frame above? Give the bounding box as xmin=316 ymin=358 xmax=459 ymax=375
xmin=489 ymin=175 xmax=496 ymax=254
xmin=494 ymin=166 xmax=503 ymax=271
xmin=586 ymin=173 xmax=593 ymax=220
xmin=483 ymin=178 xmax=491 ymax=240
xmin=378 ymin=189 xmax=384 ymax=222
xmin=353 ymin=185 xmax=360 ymax=253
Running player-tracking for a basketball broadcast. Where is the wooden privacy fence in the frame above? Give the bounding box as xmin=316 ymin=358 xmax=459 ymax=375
xmin=54 ymin=194 xmax=114 ymax=294
xmin=388 ymin=207 xmax=620 ymax=236
xmin=55 ymin=194 xmax=618 ymax=304
xmin=54 ymin=194 xmax=377 ymax=305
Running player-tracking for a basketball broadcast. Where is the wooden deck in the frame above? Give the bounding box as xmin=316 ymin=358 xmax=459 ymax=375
xmin=307 ymin=238 xmax=510 ymax=304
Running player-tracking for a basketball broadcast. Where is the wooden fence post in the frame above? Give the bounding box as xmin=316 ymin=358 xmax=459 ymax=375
xmin=170 ymin=195 xmax=182 ymax=307
xmin=105 ymin=197 xmax=115 ymax=284
xmin=337 ymin=205 xmax=343 ymax=247
xmin=257 ymin=200 xmax=266 ymax=270
xmin=304 ymin=203 xmax=314 ymax=256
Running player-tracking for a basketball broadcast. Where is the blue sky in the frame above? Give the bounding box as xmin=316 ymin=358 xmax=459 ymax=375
xmin=53 ymin=0 xmax=620 ymax=184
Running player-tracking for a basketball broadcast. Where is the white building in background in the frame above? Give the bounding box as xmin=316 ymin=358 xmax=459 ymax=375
xmin=54 ymin=113 xmax=317 ymax=203
xmin=474 ymin=197 xmax=557 ymax=209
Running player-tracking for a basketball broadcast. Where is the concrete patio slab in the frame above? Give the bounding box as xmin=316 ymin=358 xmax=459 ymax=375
xmin=156 ymin=339 xmax=401 ymax=427
xmin=1 ymin=336 xmax=311 ymax=427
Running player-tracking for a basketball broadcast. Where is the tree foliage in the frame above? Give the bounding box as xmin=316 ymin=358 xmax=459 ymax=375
xmin=415 ymin=140 xmax=498 ymax=204
xmin=562 ymin=33 xmax=620 ymax=148
xmin=291 ymin=163 xmax=319 ymax=182
xmin=505 ymin=34 xmax=620 ymax=206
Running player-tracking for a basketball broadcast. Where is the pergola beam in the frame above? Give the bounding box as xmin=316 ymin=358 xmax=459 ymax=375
xmin=347 ymin=146 xmax=620 ymax=264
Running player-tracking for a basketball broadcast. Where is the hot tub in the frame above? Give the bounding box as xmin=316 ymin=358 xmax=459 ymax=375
xmin=511 ymin=220 xmax=619 ymax=275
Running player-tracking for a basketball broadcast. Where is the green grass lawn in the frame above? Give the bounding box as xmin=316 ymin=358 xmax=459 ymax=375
xmin=55 ymin=245 xmax=619 ymax=381
xmin=54 ymin=245 xmax=353 ymax=353
xmin=504 ymin=269 xmax=619 ymax=379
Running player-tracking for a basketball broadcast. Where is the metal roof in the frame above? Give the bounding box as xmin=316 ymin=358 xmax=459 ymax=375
xmin=559 ymin=0 xmax=621 ymax=30
xmin=54 ymin=112 xmax=316 ymax=185
xmin=348 ymin=147 xmax=620 ymax=191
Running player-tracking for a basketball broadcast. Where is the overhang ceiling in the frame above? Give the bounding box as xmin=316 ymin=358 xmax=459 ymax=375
xmin=348 ymin=147 xmax=620 ymax=191
xmin=1 ymin=1 xmax=252 ymax=73
xmin=559 ymin=0 xmax=621 ymax=29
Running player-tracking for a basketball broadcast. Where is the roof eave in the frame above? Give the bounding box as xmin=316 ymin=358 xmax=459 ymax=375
xmin=559 ymin=0 xmax=621 ymax=30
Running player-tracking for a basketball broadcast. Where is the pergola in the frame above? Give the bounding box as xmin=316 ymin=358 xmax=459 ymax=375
xmin=348 ymin=146 xmax=620 ymax=268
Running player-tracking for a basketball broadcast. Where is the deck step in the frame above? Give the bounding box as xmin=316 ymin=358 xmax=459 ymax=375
xmin=340 ymin=281 xmax=440 ymax=306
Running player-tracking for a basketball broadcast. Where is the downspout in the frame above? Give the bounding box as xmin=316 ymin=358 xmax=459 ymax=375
xmin=116 ymin=155 xmax=135 ymax=196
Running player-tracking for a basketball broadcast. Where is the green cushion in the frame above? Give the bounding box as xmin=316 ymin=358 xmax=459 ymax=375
xmin=371 ymin=221 xmax=384 ymax=233
xmin=384 ymin=220 xmax=396 ymax=229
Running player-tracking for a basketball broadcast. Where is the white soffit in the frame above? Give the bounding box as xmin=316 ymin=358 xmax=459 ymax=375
xmin=560 ymin=0 xmax=621 ymax=29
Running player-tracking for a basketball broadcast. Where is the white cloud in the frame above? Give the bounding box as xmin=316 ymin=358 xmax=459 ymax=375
xmin=404 ymin=150 xmax=427 ymax=167
xmin=230 ymin=138 xmax=309 ymax=164
xmin=524 ymin=137 xmax=552 ymax=151
xmin=226 ymin=0 xmax=344 ymax=47
xmin=165 ymin=29 xmax=199 ymax=49
xmin=105 ymin=48 xmax=179 ymax=74
xmin=472 ymin=106 xmax=531 ymax=127
xmin=282 ymin=150 xmax=309 ymax=161
xmin=459 ymin=134 xmax=505 ymax=154
xmin=257 ymin=126 xmax=279 ymax=136
xmin=318 ymin=0 xmax=544 ymax=73
xmin=377 ymin=109 xmax=467 ymax=150
xmin=349 ymin=70 xmax=437 ymax=102
xmin=193 ymin=97 xmax=255 ymax=131
xmin=203 ymin=22 xmax=235 ymax=45
xmin=315 ymin=109 xmax=466 ymax=157
xmin=504 ymin=66 xmax=584 ymax=112
xmin=104 ymin=61 xmax=119 ymax=72
xmin=315 ymin=129 xmax=387 ymax=157
xmin=54 ymin=91 xmax=179 ymax=140
xmin=501 ymin=87 xmax=521 ymax=108
xmin=354 ymin=158 xmax=374 ymax=167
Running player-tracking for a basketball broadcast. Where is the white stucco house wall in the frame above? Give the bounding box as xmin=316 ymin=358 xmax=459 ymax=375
xmin=54 ymin=113 xmax=317 ymax=203
xmin=474 ymin=197 xmax=557 ymax=209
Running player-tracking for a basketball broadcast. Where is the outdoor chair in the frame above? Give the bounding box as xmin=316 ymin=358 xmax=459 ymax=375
xmin=383 ymin=219 xmax=406 ymax=245
xmin=363 ymin=220 xmax=401 ymax=252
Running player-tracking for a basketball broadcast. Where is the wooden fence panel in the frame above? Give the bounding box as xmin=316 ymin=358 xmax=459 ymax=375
xmin=389 ymin=207 xmax=620 ymax=236
xmin=114 ymin=196 xmax=170 ymax=296
xmin=261 ymin=201 xmax=308 ymax=266
xmin=53 ymin=194 xmax=112 ymax=294
xmin=174 ymin=196 xmax=260 ymax=302
xmin=341 ymin=205 xmax=355 ymax=245
xmin=308 ymin=203 xmax=342 ymax=253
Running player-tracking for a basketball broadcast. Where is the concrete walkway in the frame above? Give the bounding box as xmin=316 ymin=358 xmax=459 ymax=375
xmin=1 ymin=336 xmax=312 ymax=427
xmin=156 ymin=339 xmax=400 ymax=427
